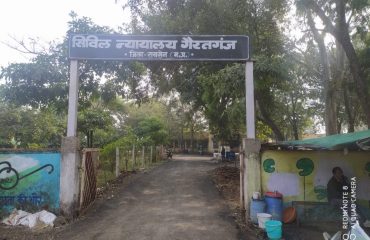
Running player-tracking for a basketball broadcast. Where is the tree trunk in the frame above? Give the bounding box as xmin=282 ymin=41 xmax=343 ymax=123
xmin=256 ymin=99 xmax=285 ymax=141
xmin=289 ymin=94 xmax=300 ymax=140
xmin=343 ymin=83 xmax=355 ymax=132
xmin=337 ymin=33 xmax=370 ymax=128
xmin=335 ymin=0 xmax=370 ymax=128
xmin=291 ymin=113 xmax=299 ymax=140
xmin=292 ymin=118 xmax=299 ymax=140
xmin=331 ymin=40 xmax=350 ymax=133
xmin=334 ymin=38 xmax=346 ymax=134
xmin=307 ymin=11 xmax=338 ymax=135
xmin=308 ymin=0 xmax=370 ymax=128
xmin=190 ymin=124 xmax=194 ymax=152
xmin=181 ymin=127 xmax=184 ymax=150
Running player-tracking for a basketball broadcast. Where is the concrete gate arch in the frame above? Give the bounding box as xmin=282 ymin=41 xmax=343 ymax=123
xmin=61 ymin=34 xmax=258 ymax=217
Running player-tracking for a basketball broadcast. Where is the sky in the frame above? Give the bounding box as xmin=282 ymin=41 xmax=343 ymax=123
xmin=0 ymin=0 xmax=130 ymax=68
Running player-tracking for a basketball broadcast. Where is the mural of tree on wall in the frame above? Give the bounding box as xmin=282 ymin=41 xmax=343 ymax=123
xmin=296 ymin=158 xmax=314 ymax=201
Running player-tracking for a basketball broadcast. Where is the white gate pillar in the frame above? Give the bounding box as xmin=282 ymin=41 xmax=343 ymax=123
xmin=241 ymin=61 xmax=261 ymax=220
xmin=245 ymin=61 xmax=255 ymax=139
xmin=60 ymin=60 xmax=81 ymax=218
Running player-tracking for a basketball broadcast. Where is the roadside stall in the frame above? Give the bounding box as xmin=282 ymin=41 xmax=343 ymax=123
xmin=260 ymin=130 xmax=370 ymax=226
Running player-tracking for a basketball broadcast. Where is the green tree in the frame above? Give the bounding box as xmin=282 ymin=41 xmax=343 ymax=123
xmin=0 ymin=103 xmax=65 ymax=148
xmin=78 ymin=105 xmax=115 ymax=147
xmin=0 ymin=51 xmax=68 ymax=110
xmin=124 ymin=0 xmax=295 ymax=141
xmin=296 ymin=0 xmax=370 ymax=128
xmin=134 ymin=117 xmax=169 ymax=145
xmin=198 ymin=64 xmax=245 ymax=142
xmin=0 ymin=13 xmax=149 ymax=148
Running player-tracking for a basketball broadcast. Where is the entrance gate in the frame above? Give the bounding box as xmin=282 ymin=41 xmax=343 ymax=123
xmin=79 ymin=148 xmax=99 ymax=212
xmin=60 ymin=34 xmax=256 ymax=216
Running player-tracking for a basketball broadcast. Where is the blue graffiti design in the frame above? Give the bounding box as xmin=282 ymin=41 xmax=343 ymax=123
xmin=0 ymin=161 xmax=54 ymax=190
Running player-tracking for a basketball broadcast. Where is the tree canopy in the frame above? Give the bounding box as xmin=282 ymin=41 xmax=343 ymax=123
xmin=1 ymin=0 xmax=369 ymax=150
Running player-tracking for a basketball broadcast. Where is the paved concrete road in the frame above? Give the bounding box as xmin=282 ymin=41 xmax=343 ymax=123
xmin=56 ymin=155 xmax=244 ymax=240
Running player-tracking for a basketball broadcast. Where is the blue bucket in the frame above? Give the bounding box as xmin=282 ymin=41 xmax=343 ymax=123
xmin=250 ymin=199 xmax=266 ymax=224
xmin=265 ymin=196 xmax=283 ymax=221
xmin=265 ymin=220 xmax=282 ymax=240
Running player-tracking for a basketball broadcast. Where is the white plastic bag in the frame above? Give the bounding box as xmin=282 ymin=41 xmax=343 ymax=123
xmin=38 ymin=210 xmax=57 ymax=226
xmin=2 ymin=209 xmax=29 ymax=226
xmin=2 ymin=209 xmax=57 ymax=228
xmin=19 ymin=213 xmax=38 ymax=228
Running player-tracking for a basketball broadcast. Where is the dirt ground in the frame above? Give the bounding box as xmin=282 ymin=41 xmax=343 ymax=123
xmin=0 ymin=169 xmax=141 ymax=240
xmin=2 ymin=156 xmax=367 ymax=240
xmin=210 ymin=164 xmax=264 ymax=240
xmin=0 ymin=155 xmax=247 ymax=240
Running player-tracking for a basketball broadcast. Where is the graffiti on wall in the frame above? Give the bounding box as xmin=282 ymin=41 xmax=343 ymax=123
xmin=0 ymin=153 xmax=60 ymax=216
xmin=0 ymin=161 xmax=54 ymax=190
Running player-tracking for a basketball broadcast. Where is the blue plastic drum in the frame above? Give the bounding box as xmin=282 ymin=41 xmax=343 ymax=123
xmin=250 ymin=199 xmax=266 ymax=224
xmin=265 ymin=195 xmax=283 ymax=221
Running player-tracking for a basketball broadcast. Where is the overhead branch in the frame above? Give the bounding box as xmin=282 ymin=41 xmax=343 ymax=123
xmin=1 ymin=35 xmax=48 ymax=55
xmin=301 ymin=28 xmax=327 ymax=33
xmin=305 ymin=0 xmax=339 ymax=37
xmin=346 ymin=10 xmax=354 ymax=25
